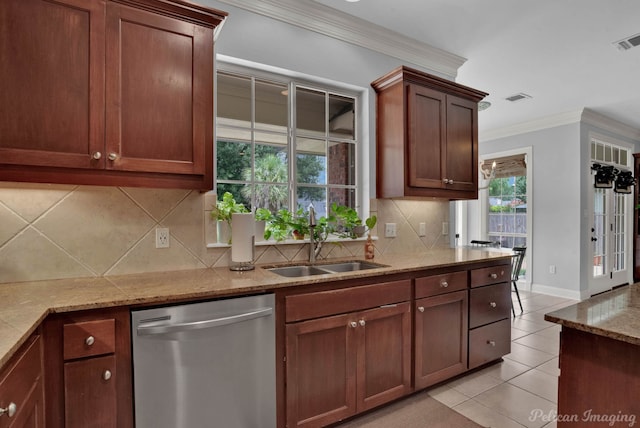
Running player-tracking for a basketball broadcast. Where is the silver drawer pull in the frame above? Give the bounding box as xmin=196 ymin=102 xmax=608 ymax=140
xmin=487 ymin=340 xmax=496 ymax=347
xmin=350 ymin=321 xmax=357 ymax=328
xmin=359 ymin=320 xmax=366 ymax=327
xmin=489 ymin=302 xmax=497 ymax=308
xmin=108 ymin=153 xmax=118 ymax=161
xmin=417 ymin=306 xmax=425 ymax=313
xmin=0 ymin=402 xmax=17 ymax=418
xmin=489 ymin=273 xmax=498 ymax=279
xmin=92 ymin=152 xmax=102 ymax=160
xmin=103 ymin=370 xmax=112 ymax=381
xmin=440 ymin=281 xmax=448 ymax=288
xmin=85 ymin=336 xmax=95 ymax=346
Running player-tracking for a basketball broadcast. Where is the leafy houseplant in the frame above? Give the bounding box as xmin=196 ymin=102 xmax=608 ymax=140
xmin=210 ymin=192 xmax=248 ymax=244
xmin=264 ymin=209 xmax=293 ymax=242
xmin=289 ymin=207 xmax=310 ymax=240
xmin=254 ymin=208 xmax=272 ymax=241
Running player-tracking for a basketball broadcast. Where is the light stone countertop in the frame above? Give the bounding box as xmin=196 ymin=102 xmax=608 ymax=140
xmin=0 ymin=248 xmax=511 ymax=368
xmin=545 ymin=283 xmax=640 ymax=346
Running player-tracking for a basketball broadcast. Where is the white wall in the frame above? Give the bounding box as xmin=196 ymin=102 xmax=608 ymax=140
xmin=473 ymin=123 xmax=582 ymax=299
xmin=472 ymin=113 xmax=640 ymax=300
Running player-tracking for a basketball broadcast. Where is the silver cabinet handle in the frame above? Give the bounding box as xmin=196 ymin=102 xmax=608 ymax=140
xmin=85 ymin=336 xmax=95 ymax=346
xmin=92 ymin=152 xmax=102 ymax=160
xmin=103 ymin=370 xmax=112 ymax=381
xmin=137 ymin=307 xmax=273 ymax=335
xmin=108 ymin=153 xmax=118 ymax=161
xmin=440 ymin=281 xmax=448 ymax=288
xmin=417 ymin=306 xmax=425 ymax=313
xmin=489 ymin=302 xmax=497 ymax=308
xmin=487 ymin=340 xmax=496 ymax=347
xmin=359 ymin=320 xmax=366 ymax=327
xmin=350 ymin=321 xmax=357 ymax=328
xmin=0 ymin=402 xmax=17 ymax=418
xmin=442 ymin=178 xmax=449 ymax=184
xmin=448 ymin=179 xmax=454 ymax=184
xmin=490 ymin=273 xmax=498 ymax=279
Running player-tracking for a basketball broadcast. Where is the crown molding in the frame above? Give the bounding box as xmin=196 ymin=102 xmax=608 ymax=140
xmin=480 ymin=109 xmax=584 ymax=142
xmin=580 ymin=108 xmax=640 ymax=141
xmin=214 ymin=0 xmax=466 ymax=79
xmin=480 ymin=108 xmax=640 ymax=143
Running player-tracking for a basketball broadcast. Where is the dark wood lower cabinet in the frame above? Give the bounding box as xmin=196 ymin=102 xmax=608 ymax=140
xmin=557 ymin=327 xmax=640 ymax=427
xmin=43 ymin=308 xmax=132 ymax=428
xmin=414 ymin=290 xmax=468 ymax=389
xmin=285 ymin=300 xmax=411 ymax=428
xmin=0 ymin=335 xmax=44 ymax=428
xmin=63 ymin=355 xmax=117 ymax=428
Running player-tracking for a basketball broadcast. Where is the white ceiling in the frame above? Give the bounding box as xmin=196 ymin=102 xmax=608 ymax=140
xmin=312 ymin=0 xmax=640 ymax=137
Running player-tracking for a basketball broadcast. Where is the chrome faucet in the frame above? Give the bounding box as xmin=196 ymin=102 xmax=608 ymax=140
xmin=308 ymin=204 xmax=321 ymax=263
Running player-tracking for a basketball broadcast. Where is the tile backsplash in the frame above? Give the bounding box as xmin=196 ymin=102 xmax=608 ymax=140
xmin=0 ymin=182 xmax=450 ymax=284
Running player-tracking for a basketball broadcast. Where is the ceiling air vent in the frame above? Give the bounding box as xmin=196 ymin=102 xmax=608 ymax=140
xmin=505 ymin=93 xmax=532 ymax=103
xmin=613 ymin=33 xmax=640 ymax=51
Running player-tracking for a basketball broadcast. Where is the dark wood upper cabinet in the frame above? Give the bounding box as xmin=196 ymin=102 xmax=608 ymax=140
xmin=372 ymin=66 xmax=488 ymax=200
xmin=0 ymin=0 xmax=226 ymax=190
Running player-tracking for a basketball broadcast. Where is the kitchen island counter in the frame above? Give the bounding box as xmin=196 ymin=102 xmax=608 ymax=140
xmin=544 ymin=283 xmax=640 ymax=345
xmin=545 ymin=284 xmax=640 ymax=425
xmin=0 ymin=247 xmax=510 ymax=368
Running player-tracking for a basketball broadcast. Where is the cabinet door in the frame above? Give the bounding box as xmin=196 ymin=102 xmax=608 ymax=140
xmin=407 ymin=84 xmax=446 ymax=189
xmin=0 ymin=0 xmax=104 ymax=169
xmin=105 ymin=3 xmax=212 ymax=176
xmin=63 ymin=355 xmax=116 ymax=428
xmin=286 ymin=313 xmax=357 ymax=428
xmin=415 ymin=290 xmax=468 ymax=389
xmin=357 ymin=302 xmax=412 ymax=412
xmin=445 ymin=95 xmax=478 ymax=194
xmin=0 ymin=336 xmax=44 ymax=428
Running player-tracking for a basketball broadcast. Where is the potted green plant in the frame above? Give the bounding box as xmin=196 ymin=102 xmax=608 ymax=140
xmin=210 ymin=192 xmax=248 ymax=244
xmin=331 ymin=203 xmax=364 ymax=238
xmin=264 ymin=208 xmax=293 ymax=242
xmin=254 ymin=208 xmax=272 ymax=241
xmin=289 ymin=207 xmax=310 ymax=240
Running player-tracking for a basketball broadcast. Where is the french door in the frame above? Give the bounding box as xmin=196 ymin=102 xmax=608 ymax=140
xmin=589 ymin=187 xmax=628 ymax=295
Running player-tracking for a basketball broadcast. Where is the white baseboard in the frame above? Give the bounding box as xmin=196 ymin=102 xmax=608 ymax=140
xmin=528 ymin=282 xmax=583 ymax=300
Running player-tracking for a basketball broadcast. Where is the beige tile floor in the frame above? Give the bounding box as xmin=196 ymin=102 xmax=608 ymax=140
xmin=429 ymin=289 xmax=577 ymax=428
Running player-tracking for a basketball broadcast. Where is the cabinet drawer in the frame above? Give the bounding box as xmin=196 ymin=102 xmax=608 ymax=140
xmin=0 ymin=335 xmax=43 ymax=428
xmin=286 ymin=280 xmax=411 ymax=322
xmin=64 ymin=319 xmax=116 ymax=360
xmin=469 ymin=319 xmax=511 ymax=369
xmin=415 ymin=271 xmax=467 ymax=298
xmin=469 ymin=282 xmax=511 ymax=328
xmin=470 ymin=265 xmax=510 ymax=288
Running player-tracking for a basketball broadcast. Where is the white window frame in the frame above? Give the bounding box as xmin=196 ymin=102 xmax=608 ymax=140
xmin=212 ymin=55 xmax=370 ymax=243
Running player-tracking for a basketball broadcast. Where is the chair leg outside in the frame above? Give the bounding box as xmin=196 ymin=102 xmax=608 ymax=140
xmin=512 ymin=279 xmax=523 ymax=314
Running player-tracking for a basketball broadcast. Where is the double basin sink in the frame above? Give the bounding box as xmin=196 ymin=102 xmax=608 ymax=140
xmin=267 ymin=261 xmax=387 ymax=278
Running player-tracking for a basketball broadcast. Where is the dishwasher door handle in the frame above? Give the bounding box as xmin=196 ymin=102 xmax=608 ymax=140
xmin=137 ymin=307 xmax=273 ymax=336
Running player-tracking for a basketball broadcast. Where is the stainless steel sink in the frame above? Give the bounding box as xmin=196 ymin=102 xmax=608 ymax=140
xmin=266 ymin=260 xmax=387 ymax=277
xmin=320 ymin=261 xmax=384 ymax=272
xmin=267 ymin=265 xmax=331 ymax=277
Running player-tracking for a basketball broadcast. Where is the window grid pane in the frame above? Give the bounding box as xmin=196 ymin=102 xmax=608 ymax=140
xmin=216 ymin=69 xmax=359 ymax=219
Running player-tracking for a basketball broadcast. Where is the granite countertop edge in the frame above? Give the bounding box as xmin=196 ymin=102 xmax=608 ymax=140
xmin=544 ymin=283 xmax=640 ymax=347
xmin=0 ymin=248 xmax=511 ymax=368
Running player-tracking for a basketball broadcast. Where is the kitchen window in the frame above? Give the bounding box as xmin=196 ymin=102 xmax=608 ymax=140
xmin=215 ymin=64 xmax=360 ymax=218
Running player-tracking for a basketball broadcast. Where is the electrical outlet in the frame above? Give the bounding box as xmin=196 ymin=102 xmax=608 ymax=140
xmin=385 ymin=223 xmax=397 ymax=238
xmin=156 ymin=228 xmax=170 ymax=248
xmin=549 ymin=265 xmax=556 ymax=274
xmin=442 ymin=222 xmax=449 ymax=236
xmin=418 ymin=222 xmax=426 ymax=237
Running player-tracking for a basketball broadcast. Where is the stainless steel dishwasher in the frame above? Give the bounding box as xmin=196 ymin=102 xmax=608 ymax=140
xmin=131 ymin=293 xmax=276 ymax=428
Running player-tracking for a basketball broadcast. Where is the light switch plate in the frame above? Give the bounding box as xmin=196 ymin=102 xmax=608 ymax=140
xmin=418 ymin=222 xmax=426 ymax=237
xmin=442 ymin=222 xmax=449 ymax=236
